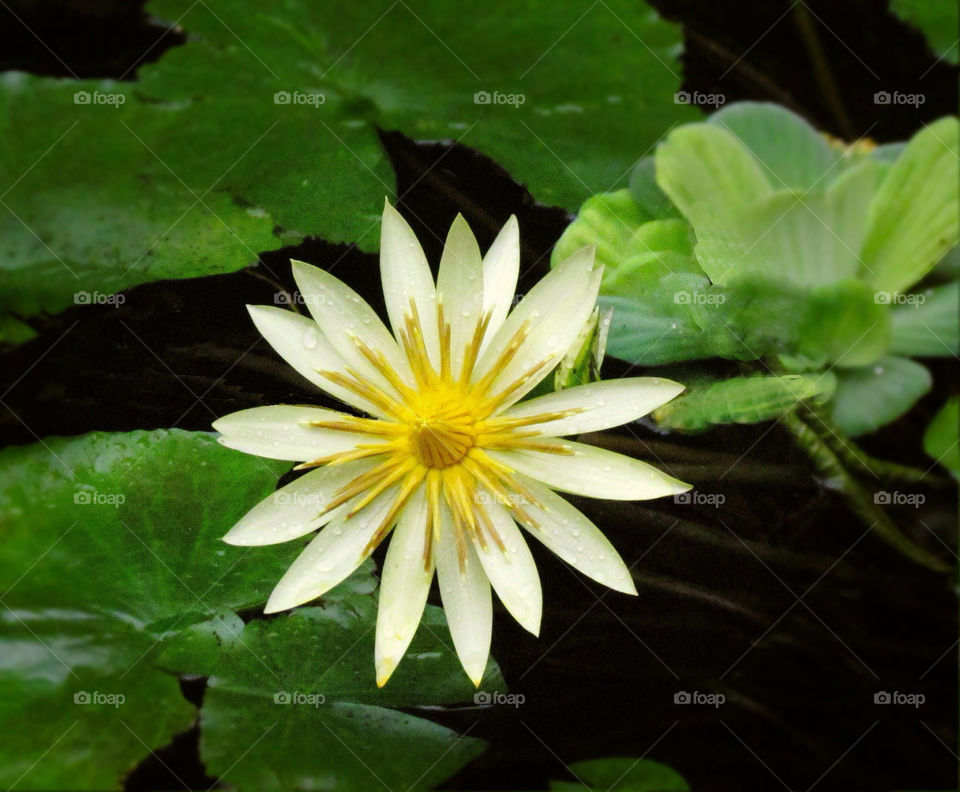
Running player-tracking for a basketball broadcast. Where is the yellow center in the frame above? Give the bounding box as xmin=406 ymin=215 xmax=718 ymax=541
xmin=296 ymin=299 xmax=579 ymax=585
xmin=410 ymin=418 xmax=474 ymax=468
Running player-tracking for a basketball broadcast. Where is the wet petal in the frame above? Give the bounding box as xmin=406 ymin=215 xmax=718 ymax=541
xmin=479 ymin=215 xmax=519 ymax=354
xmin=474 ymin=246 xmax=601 ymax=410
xmin=264 ymin=486 xmax=399 ymax=613
xmin=375 ymin=485 xmax=433 ymax=686
xmin=501 ymin=378 xmax=684 ymax=437
xmin=437 ymin=214 xmax=484 ymax=374
xmin=213 ymin=405 xmax=380 ymax=461
xmin=434 ymin=506 xmax=492 ymax=686
xmin=512 ymin=475 xmax=636 ymax=595
xmin=223 ymin=458 xmax=377 ymax=546
xmin=489 ymin=440 xmax=690 ymax=501
xmin=292 ymin=259 xmax=414 ymax=392
xmin=247 ymin=305 xmax=389 ymax=417
xmin=380 ymin=200 xmax=440 ymax=367
xmin=473 ymin=496 xmax=542 ymax=635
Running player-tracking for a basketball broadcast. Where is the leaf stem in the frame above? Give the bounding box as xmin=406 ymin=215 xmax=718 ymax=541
xmin=783 ymin=410 xmax=949 ymax=572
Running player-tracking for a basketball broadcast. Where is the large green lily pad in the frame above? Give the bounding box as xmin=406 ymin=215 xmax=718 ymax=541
xmin=1 ymin=0 xmax=693 ymax=340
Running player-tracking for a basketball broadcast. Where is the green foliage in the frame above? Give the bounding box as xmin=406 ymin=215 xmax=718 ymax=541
xmin=860 ymin=118 xmax=960 ymax=293
xmin=830 ymin=356 xmax=932 ymax=437
xmin=555 ymin=102 xmax=958 ymax=435
xmin=554 ymin=307 xmax=613 ymax=390
xmin=653 ymin=373 xmax=836 ymax=431
xmin=550 ymin=757 xmax=690 ymax=791
xmin=1 ymin=0 xmax=694 ymax=341
xmin=0 ymin=430 xmax=494 ymax=790
xmin=160 ymin=605 xmax=495 ymax=792
xmin=889 ymin=0 xmax=959 ymax=65
xmin=923 ymin=397 xmax=960 ymax=478
xmin=889 ymin=282 xmax=960 ymax=357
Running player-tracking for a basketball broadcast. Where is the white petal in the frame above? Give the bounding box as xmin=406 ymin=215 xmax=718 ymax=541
xmin=379 ymin=200 xmax=440 ymax=367
xmin=473 ymin=246 xmax=601 ymax=410
xmin=264 ymin=486 xmax=399 ymax=613
xmin=291 ymin=259 xmax=413 ymax=391
xmin=479 ymin=215 xmax=519 ymax=353
xmin=223 ymin=458 xmax=377 ymax=546
xmin=435 ymin=508 xmax=492 ymax=686
xmin=247 ymin=305 xmax=388 ymax=417
xmin=375 ymin=485 xmax=433 ymax=686
xmin=501 ymin=378 xmax=685 ymax=437
xmin=437 ymin=214 xmax=484 ymax=374
xmin=489 ymin=440 xmax=690 ymax=501
xmin=213 ymin=405 xmax=381 ymax=461
xmin=513 ymin=475 xmax=636 ymax=594
xmin=473 ymin=496 xmax=542 ymax=635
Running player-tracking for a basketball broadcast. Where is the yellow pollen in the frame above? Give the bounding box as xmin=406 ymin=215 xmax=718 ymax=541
xmin=410 ymin=419 xmax=474 ymax=468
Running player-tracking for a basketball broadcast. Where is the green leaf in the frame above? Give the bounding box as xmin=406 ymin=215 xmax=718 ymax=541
xmin=888 ymin=281 xmax=960 ymax=357
xmin=923 ymin=397 xmax=960 ymax=478
xmin=655 ymin=123 xmax=772 ymax=283
xmin=889 ymin=0 xmax=959 ymax=64
xmin=553 ymin=190 xmax=653 ymax=276
xmin=551 ymin=757 xmax=690 ymax=791
xmin=552 ymin=188 xmax=699 ymax=298
xmin=628 ymin=156 xmax=683 ymax=219
xmin=0 ymin=73 xmax=281 ymax=344
xmin=830 ymin=356 xmax=932 ymax=436
xmin=861 ymin=117 xmax=960 ymax=293
xmin=0 ymin=429 xmax=294 ymax=789
xmin=3 ymin=0 xmax=694 ymax=338
xmin=652 ymin=372 xmax=836 ymax=431
xmin=730 ymin=161 xmax=878 ymax=288
xmin=161 ymin=605 xmax=497 ymax=792
xmin=936 ymin=244 xmax=960 ymax=278
xmin=794 ymin=279 xmax=890 ymax=368
xmin=0 ymin=618 xmax=194 ymax=792
xmin=0 ymin=429 xmax=494 ymax=789
xmin=600 ymin=270 xmax=721 ymax=366
xmin=708 ymin=101 xmax=839 ymax=190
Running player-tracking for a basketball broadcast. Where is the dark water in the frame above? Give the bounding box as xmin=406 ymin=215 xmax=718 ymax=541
xmin=1 ymin=2 xmax=956 ymax=790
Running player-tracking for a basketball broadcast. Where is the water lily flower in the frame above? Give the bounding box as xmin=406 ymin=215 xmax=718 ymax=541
xmin=214 ymin=200 xmax=690 ymax=686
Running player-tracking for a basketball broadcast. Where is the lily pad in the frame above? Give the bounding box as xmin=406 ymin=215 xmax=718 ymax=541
xmin=550 ymin=757 xmax=690 ymax=791
xmin=160 ymin=605 xmax=498 ymax=792
xmin=0 ymin=429 xmax=291 ymax=789
xmin=0 ymin=429 xmax=491 ymax=790
xmin=1 ymin=0 xmax=693 ymax=340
